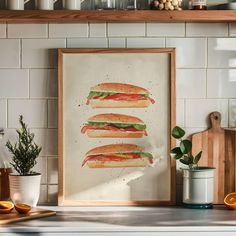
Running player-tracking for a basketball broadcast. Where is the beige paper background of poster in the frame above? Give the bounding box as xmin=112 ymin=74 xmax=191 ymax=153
xmin=63 ymin=53 xmax=171 ymax=201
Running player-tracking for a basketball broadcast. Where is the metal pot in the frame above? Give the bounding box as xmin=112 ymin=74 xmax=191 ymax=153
xmin=182 ymin=167 xmax=215 ymax=206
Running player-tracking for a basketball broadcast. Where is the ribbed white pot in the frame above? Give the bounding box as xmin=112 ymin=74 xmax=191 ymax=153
xmin=9 ymin=174 xmax=41 ymax=207
xmin=182 ymin=167 xmax=215 ymax=205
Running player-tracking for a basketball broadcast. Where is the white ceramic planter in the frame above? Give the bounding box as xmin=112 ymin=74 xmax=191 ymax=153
xmin=182 ymin=167 xmax=215 ymax=206
xmin=9 ymin=174 xmax=41 ymax=207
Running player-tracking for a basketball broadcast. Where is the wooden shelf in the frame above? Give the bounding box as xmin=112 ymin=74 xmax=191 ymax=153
xmin=0 ymin=10 xmax=236 ymax=23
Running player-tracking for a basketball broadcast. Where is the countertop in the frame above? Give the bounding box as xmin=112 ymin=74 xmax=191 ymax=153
xmin=2 ymin=206 xmax=236 ymax=235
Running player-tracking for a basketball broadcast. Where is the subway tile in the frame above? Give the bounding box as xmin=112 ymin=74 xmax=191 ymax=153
xmin=0 ymin=129 xmax=17 ymax=160
xmin=208 ymin=38 xmax=236 ymax=68
xmin=176 ymin=69 xmax=206 ymax=98
xmin=48 ymin=185 xmax=58 ymax=205
xmin=32 ymin=129 xmax=58 ymax=156
xmin=0 ymin=100 xmax=6 ymax=128
xmin=38 ymin=185 xmax=48 ymax=205
xmin=8 ymin=24 xmax=48 ymax=38
xmin=108 ymin=38 xmax=126 ymax=48
xmin=49 ymin=23 xmax=88 ymax=38
xmin=229 ymin=99 xmax=236 ymax=128
xmin=185 ymin=99 xmax=228 ymax=128
xmin=207 ymin=69 xmax=236 ymax=98
xmin=0 ymin=129 xmax=18 ymax=161
xmin=90 ymin=23 xmax=106 ymax=37
xmin=176 ymin=99 xmax=185 ymax=127
xmin=30 ymin=69 xmax=57 ymax=98
xmin=48 ymin=99 xmax=58 ymax=128
xmin=0 ymin=24 xmax=6 ymax=38
xmin=127 ymin=38 xmax=165 ymax=48
xmin=0 ymin=69 xmax=29 ymax=98
xmin=229 ymin=23 xmax=236 ymax=36
xmin=147 ymin=23 xmax=185 ymax=37
xmin=166 ymin=38 xmax=206 ymax=68
xmin=33 ymin=157 xmax=47 ymax=184
xmin=0 ymin=39 xmax=20 ymax=68
xmin=8 ymin=100 xmax=47 ymax=128
xmin=108 ymin=23 xmax=145 ymax=37
xmin=47 ymin=156 xmax=58 ymax=184
xmin=186 ymin=23 xmax=228 ymax=37
xmin=67 ymin=38 xmax=108 ymax=48
xmin=22 ymin=39 xmax=66 ymax=68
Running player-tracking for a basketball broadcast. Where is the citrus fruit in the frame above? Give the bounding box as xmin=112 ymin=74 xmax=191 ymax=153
xmin=224 ymin=193 xmax=236 ymax=209
xmin=15 ymin=203 xmax=32 ymax=214
xmin=0 ymin=201 xmax=14 ymax=214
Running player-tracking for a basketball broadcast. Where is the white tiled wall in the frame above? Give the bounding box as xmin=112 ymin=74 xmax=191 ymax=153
xmin=0 ymin=22 xmax=236 ymax=205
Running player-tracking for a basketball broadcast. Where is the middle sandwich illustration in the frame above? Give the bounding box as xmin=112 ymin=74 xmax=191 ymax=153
xmin=82 ymin=144 xmax=153 ymax=168
xmin=81 ymin=113 xmax=147 ymax=138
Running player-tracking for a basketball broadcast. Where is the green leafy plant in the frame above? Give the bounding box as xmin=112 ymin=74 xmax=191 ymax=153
xmin=171 ymin=126 xmax=202 ymax=169
xmin=6 ymin=115 xmax=42 ymax=176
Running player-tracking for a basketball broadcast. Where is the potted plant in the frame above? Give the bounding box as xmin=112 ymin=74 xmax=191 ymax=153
xmin=6 ymin=115 xmax=42 ymax=207
xmin=171 ymin=126 xmax=215 ymax=209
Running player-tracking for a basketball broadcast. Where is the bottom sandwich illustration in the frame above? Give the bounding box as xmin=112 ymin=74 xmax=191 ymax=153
xmin=82 ymin=144 xmax=153 ymax=168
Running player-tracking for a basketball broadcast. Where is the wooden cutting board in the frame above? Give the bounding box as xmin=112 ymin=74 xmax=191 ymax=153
xmin=0 ymin=208 xmax=56 ymax=225
xmin=192 ymin=111 xmax=236 ymax=204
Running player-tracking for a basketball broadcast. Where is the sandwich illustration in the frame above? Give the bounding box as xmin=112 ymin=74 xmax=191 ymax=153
xmin=86 ymin=83 xmax=155 ymax=108
xmin=82 ymin=144 xmax=153 ymax=168
xmin=81 ymin=113 xmax=147 ymax=138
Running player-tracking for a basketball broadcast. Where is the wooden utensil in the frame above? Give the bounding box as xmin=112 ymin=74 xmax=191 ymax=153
xmin=192 ymin=111 xmax=236 ymax=204
xmin=0 ymin=208 xmax=56 ymax=225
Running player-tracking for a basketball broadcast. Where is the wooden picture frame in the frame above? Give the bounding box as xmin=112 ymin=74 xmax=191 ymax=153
xmin=58 ymin=48 xmax=176 ymax=206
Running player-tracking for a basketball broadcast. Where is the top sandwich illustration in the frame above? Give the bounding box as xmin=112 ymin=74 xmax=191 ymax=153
xmin=86 ymin=82 xmax=155 ymax=108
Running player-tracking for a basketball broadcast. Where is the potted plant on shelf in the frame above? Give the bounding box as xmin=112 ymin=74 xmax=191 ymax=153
xmin=6 ymin=115 xmax=42 ymax=207
xmin=171 ymin=126 xmax=215 ymax=209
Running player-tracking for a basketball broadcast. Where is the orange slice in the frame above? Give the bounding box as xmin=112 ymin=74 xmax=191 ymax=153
xmin=15 ymin=203 xmax=32 ymax=214
xmin=224 ymin=193 xmax=236 ymax=209
xmin=0 ymin=201 xmax=14 ymax=214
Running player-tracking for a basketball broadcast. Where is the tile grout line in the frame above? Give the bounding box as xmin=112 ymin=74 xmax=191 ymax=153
xmin=6 ymin=22 xmax=8 ymax=38
xmin=47 ymin=23 xmax=49 ymax=39
xmin=28 ymin=69 xmax=30 ymax=99
xmin=88 ymin=22 xmax=91 ymax=38
xmin=20 ymin=38 xmax=22 ymax=69
xmin=6 ymin=98 xmax=9 ymax=129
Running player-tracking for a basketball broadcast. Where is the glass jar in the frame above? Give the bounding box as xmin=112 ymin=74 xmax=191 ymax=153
xmin=118 ymin=0 xmax=137 ymax=10
xmin=191 ymin=0 xmax=207 ymax=9
xmin=136 ymin=0 xmax=150 ymax=9
xmin=94 ymin=0 xmax=116 ymax=10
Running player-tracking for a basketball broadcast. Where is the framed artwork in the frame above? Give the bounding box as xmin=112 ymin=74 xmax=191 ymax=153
xmin=58 ymin=48 xmax=176 ymax=206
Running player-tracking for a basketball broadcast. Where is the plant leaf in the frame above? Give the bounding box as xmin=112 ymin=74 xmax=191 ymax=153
xmin=180 ymin=140 xmax=192 ymax=154
xmin=180 ymin=158 xmax=190 ymax=165
xmin=171 ymin=126 xmax=185 ymax=139
xmin=171 ymin=147 xmax=182 ymax=154
xmin=189 ymin=154 xmax=194 ymax=164
xmin=170 ymin=147 xmax=183 ymax=159
xmin=193 ymin=151 xmax=202 ymax=164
